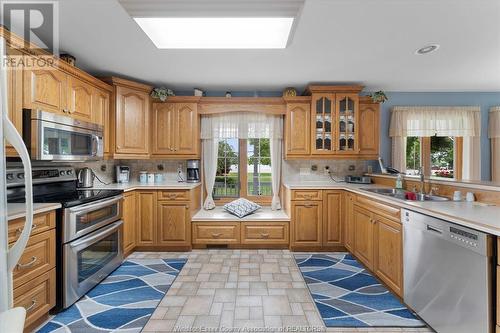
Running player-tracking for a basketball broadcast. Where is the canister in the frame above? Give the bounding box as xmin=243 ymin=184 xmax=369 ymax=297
xmin=139 ymin=171 xmax=148 ymax=183
xmin=154 ymin=173 xmax=163 ymax=183
xmin=147 ymin=172 xmax=155 ymax=184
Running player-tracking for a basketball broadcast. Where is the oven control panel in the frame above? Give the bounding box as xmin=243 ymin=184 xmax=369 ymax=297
xmin=6 ymin=166 xmax=76 ymax=187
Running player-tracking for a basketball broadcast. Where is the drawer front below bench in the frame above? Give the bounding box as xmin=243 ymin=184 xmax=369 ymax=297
xmin=192 ymin=222 xmax=240 ymax=244
xmin=241 ymin=222 xmax=289 ymax=245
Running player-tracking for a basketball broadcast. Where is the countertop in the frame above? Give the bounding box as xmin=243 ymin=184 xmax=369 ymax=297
xmin=284 ymin=181 xmax=500 ymax=236
xmin=7 ymin=202 xmax=61 ymax=221
xmin=90 ymin=181 xmax=202 ymax=192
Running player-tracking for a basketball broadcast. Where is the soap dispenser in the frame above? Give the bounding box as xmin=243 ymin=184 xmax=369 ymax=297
xmin=395 ymin=173 xmax=404 ymax=190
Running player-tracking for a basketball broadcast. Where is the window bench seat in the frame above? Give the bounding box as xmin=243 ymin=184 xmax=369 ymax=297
xmin=191 ymin=207 xmax=290 ymax=248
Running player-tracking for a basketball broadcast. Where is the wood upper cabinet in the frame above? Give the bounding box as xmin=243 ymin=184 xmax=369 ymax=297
xmin=67 ymin=76 xmax=93 ymax=121
xmin=152 ymin=102 xmax=199 ymax=157
xmin=123 ymin=191 xmax=136 ymax=255
xmin=92 ymin=88 xmax=111 ymax=155
xmin=323 ymin=191 xmax=343 ymax=246
xmin=136 ymin=191 xmax=157 ymax=245
xmin=358 ymin=98 xmax=380 ymax=156
xmin=285 ymin=102 xmax=311 ymax=157
xmin=23 ymin=58 xmax=68 ymax=115
xmin=175 ymin=103 xmax=199 ymax=155
xmin=114 ymin=85 xmax=150 ymax=156
xmin=334 ymin=93 xmax=359 ymax=153
xmin=311 ymin=93 xmax=335 ymax=155
xmin=344 ymin=193 xmax=356 ymax=252
xmin=374 ymin=214 xmax=402 ymax=296
xmin=157 ymin=201 xmax=190 ymax=246
xmin=353 ymin=204 xmax=374 ymax=270
xmin=291 ymin=201 xmax=322 ymax=247
xmin=6 ymin=45 xmax=23 ymax=157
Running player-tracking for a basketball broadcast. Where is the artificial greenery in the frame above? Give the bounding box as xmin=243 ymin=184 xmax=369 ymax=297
xmin=150 ymin=87 xmax=175 ymax=101
xmin=369 ymin=91 xmax=388 ymax=103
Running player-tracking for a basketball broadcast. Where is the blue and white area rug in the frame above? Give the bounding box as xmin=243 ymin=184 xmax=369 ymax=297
xmin=37 ymin=258 xmax=186 ymax=333
xmin=295 ymin=253 xmax=425 ymax=327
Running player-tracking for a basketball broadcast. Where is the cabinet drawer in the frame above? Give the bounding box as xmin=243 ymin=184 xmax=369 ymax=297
xmin=8 ymin=211 xmax=55 ymax=243
xmin=14 ymin=268 xmax=56 ymax=329
xmin=356 ymin=195 xmax=400 ymax=222
xmin=158 ymin=190 xmax=189 ymax=201
xmin=192 ymin=222 xmax=240 ymax=244
xmin=13 ymin=230 xmax=56 ymax=289
xmin=241 ymin=222 xmax=289 ymax=245
xmin=291 ymin=190 xmax=322 ymax=201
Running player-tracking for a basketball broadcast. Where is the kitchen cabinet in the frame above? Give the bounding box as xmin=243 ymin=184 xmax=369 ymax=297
xmin=136 ymin=191 xmax=157 ymax=246
xmin=5 ymin=46 xmax=23 ymax=157
xmin=323 ymin=191 xmax=343 ymax=246
xmin=285 ymin=101 xmax=311 ymax=157
xmin=92 ymin=88 xmax=112 ymax=156
xmin=122 ymin=191 xmax=136 ymax=255
xmin=311 ymin=93 xmax=336 ymax=155
xmin=344 ymin=192 xmax=356 ymax=252
xmin=192 ymin=222 xmax=240 ymax=245
xmin=334 ymin=94 xmax=359 ymax=153
xmin=67 ymin=75 xmax=93 ymax=122
xmin=291 ymin=201 xmax=323 ymax=247
xmin=353 ymin=205 xmax=374 ymax=269
xmin=373 ymin=214 xmax=402 ymax=296
xmin=358 ymin=97 xmax=380 ymax=156
xmin=151 ymin=101 xmax=200 ymax=158
xmin=157 ymin=201 xmax=190 ymax=246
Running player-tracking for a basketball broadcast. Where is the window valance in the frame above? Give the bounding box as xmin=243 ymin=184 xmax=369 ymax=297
xmin=489 ymin=107 xmax=500 ymax=138
xmin=389 ymin=106 xmax=481 ymax=137
xmin=200 ymin=112 xmax=283 ymax=139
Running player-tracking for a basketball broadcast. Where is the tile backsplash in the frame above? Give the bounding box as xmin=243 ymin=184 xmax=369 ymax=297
xmin=282 ymin=159 xmax=370 ymax=182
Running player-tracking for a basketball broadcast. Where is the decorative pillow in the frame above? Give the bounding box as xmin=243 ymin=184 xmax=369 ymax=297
xmin=223 ymin=198 xmax=261 ymax=218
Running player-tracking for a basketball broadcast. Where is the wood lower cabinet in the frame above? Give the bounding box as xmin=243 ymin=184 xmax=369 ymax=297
xmin=353 ymin=205 xmax=374 ymax=270
xmin=123 ymin=191 xmax=136 ymax=255
xmin=157 ymin=202 xmax=190 ymax=246
xmin=344 ymin=192 xmax=356 ymax=252
xmin=291 ymin=201 xmax=323 ymax=247
xmin=373 ymin=215 xmax=403 ymax=296
xmin=323 ymin=191 xmax=343 ymax=246
xmin=241 ymin=222 xmax=289 ymax=245
xmin=136 ymin=191 xmax=157 ymax=246
xmin=192 ymin=222 xmax=240 ymax=245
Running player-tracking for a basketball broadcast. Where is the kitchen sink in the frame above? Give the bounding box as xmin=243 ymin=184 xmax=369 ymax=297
xmin=361 ymin=188 xmax=450 ymax=202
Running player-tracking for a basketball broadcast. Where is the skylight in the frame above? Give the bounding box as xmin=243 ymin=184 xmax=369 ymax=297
xmin=134 ymin=17 xmax=294 ymax=49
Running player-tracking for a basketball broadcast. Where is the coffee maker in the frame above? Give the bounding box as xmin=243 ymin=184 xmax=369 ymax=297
xmin=186 ymin=160 xmax=200 ymax=183
xmin=116 ymin=165 xmax=130 ymax=183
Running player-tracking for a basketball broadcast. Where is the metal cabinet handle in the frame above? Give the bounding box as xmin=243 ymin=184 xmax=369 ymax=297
xmin=25 ymin=300 xmax=37 ymax=312
xmin=17 ymin=256 xmax=38 ymax=269
xmin=211 ymin=233 xmax=222 ymax=238
xmin=260 ymin=233 xmax=270 ymax=238
xmin=16 ymin=223 xmax=37 ymax=235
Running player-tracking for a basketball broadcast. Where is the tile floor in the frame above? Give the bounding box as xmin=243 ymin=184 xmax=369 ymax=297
xmin=129 ymin=249 xmax=433 ymax=333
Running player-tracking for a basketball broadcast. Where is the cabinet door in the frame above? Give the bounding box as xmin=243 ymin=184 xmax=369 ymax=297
xmin=358 ymin=102 xmax=379 ymax=156
xmin=291 ymin=201 xmax=322 ymax=247
xmin=174 ymin=103 xmax=199 ymax=155
xmin=92 ymin=88 xmax=111 ymax=155
xmin=23 ymin=59 xmax=67 ymax=114
xmin=335 ymin=93 xmax=359 ymax=153
xmin=311 ymin=94 xmax=335 ymax=155
xmin=115 ymin=86 xmax=150 ymax=155
xmin=353 ymin=205 xmax=374 ymax=270
xmin=285 ymin=103 xmax=310 ymax=156
xmin=136 ymin=191 xmax=156 ymax=245
xmin=344 ymin=193 xmax=355 ymax=252
xmin=374 ymin=215 xmax=402 ymax=296
xmin=67 ymin=76 xmax=93 ymax=121
xmin=157 ymin=202 xmax=190 ymax=246
xmin=122 ymin=191 xmax=136 ymax=255
xmin=323 ymin=191 xmax=343 ymax=246
xmin=6 ymin=46 xmax=23 ymax=157
xmin=152 ymin=103 xmax=175 ymax=155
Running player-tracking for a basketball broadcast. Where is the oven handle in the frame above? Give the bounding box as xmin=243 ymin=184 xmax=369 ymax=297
xmin=67 ymin=195 xmax=123 ymax=215
xmin=69 ymin=221 xmax=123 ymax=250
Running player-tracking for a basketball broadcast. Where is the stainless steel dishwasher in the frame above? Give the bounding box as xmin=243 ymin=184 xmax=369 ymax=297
xmin=402 ymin=209 xmax=493 ymax=333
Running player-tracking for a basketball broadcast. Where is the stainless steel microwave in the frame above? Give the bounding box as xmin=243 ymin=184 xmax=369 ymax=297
xmin=23 ymin=109 xmax=103 ymax=161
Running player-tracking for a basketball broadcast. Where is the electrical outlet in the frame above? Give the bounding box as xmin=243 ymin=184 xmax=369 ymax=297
xmin=324 ymin=166 xmax=330 ymax=175
xmin=311 ymin=164 xmax=318 ymax=171
xmin=348 ymin=165 xmax=355 ymax=171
xmin=157 ymin=164 xmax=164 ymax=171
xmin=100 ymin=165 xmax=106 ymax=172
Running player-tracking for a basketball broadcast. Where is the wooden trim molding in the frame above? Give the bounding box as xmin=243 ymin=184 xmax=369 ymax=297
xmin=198 ymin=97 xmax=286 ymax=115
xmin=100 ymin=76 xmax=152 ymax=92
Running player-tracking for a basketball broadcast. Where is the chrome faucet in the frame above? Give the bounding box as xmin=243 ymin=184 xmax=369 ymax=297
xmin=417 ymin=167 xmax=426 ymax=200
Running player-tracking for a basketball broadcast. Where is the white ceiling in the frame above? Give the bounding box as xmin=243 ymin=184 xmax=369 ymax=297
xmin=57 ymin=0 xmax=500 ymax=92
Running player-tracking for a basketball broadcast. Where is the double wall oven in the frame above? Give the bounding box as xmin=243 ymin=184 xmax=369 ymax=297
xmin=7 ymin=166 xmax=123 ymax=310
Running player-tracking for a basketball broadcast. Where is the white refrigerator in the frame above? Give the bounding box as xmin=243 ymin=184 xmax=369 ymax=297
xmin=0 ymin=36 xmax=34 ymax=331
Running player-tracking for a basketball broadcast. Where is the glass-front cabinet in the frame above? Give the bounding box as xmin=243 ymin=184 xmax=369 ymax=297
xmin=311 ymin=92 xmax=359 ymax=155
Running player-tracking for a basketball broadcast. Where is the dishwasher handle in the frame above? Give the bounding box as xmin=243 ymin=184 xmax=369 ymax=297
xmin=426 ymin=224 xmax=443 ymax=234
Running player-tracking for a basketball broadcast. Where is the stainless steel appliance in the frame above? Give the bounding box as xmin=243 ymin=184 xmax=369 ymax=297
xmin=77 ymin=167 xmax=96 ymax=188
xmin=187 ymin=159 xmax=200 ymax=183
xmin=402 ymin=209 xmax=493 ymax=333
xmin=345 ymin=175 xmax=371 ymax=184
xmin=23 ymin=109 xmax=103 ymax=161
xmin=116 ymin=165 xmax=130 ymax=183
xmin=7 ymin=166 xmax=124 ymax=311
